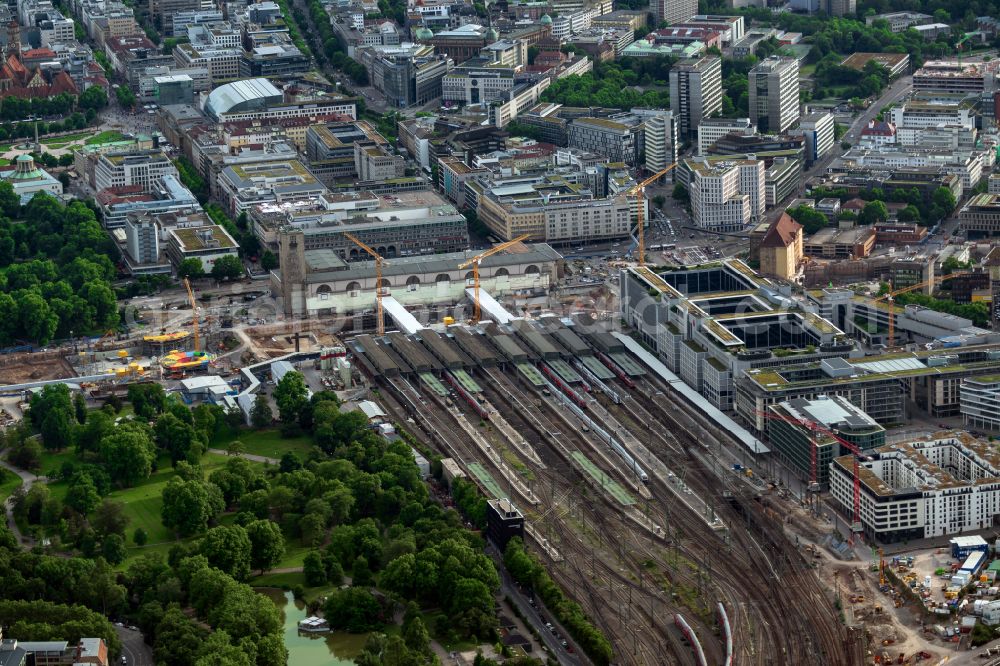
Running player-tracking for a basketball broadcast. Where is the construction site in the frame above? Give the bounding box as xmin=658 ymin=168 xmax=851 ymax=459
xmin=347 ymin=295 xmax=867 ymax=665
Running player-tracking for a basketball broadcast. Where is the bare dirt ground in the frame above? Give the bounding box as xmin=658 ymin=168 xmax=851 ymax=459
xmin=0 ymin=353 xmax=75 ymax=384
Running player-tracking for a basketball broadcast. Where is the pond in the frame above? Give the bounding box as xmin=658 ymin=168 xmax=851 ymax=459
xmin=257 ymin=588 xmax=368 ymax=665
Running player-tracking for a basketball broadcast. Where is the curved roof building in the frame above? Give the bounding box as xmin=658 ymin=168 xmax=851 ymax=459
xmin=204 ymin=78 xmax=283 ymax=121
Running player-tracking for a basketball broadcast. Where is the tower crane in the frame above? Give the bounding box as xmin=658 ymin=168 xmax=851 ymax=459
xmin=183 ymin=277 xmax=199 ymax=353
xmin=458 ymin=234 xmax=530 ymax=324
xmin=344 ymin=233 xmax=390 ymax=336
xmin=624 ymin=162 xmax=677 ymax=267
xmin=755 ymin=408 xmax=867 ymax=545
xmin=872 ymin=272 xmax=961 ymax=348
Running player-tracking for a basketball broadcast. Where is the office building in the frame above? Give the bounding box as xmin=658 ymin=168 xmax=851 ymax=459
xmin=216 ymin=159 xmax=327 ymax=215
xmin=124 ymin=214 xmax=159 ymax=266
xmin=669 ymin=55 xmax=722 ymax=140
xmin=767 ymin=395 xmax=885 ymax=487
xmin=304 ymin=120 xmax=389 ymax=184
xmin=961 ymin=376 xmax=1000 ymax=432
xmin=865 ymin=11 xmax=932 ymax=31
xmin=202 ymin=78 xmax=357 ymax=123
xmin=764 ymin=156 xmax=801 ymax=207
xmin=689 ymin=158 xmax=764 ymax=232
xmin=424 ymin=24 xmax=489 ymax=63
xmin=826 ymin=0 xmax=855 ymax=17
xmin=354 ymin=142 xmax=405 ymax=182
xmin=637 ymin=109 xmax=678 ymax=179
xmin=166 ymin=225 xmax=240 ymax=273
xmin=94 ymin=150 xmax=178 ymax=193
xmin=749 ymin=56 xmax=800 ymax=134
xmin=249 ymin=190 xmax=469 ymax=259
xmin=795 ymin=112 xmax=834 ymax=166
xmin=697 ymin=117 xmax=753 ymax=156
xmin=361 ymin=47 xmax=451 ymax=108
xmin=960 ymin=194 xmax=1000 ymax=239
xmin=831 ymin=434 xmax=1000 ymax=542
xmin=153 ymin=74 xmax=194 ymax=105
xmin=442 ymin=58 xmax=515 ymax=105
xmin=567 ymin=117 xmax=643 ymax=166
xmin=651 ymin=0 xmax=696 ymax=26
xmin=914 ymin=60 xmax=996 ymax=94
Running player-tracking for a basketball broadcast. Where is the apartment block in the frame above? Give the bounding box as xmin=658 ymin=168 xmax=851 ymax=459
xmin=749 ymin=56 xmax=800 ymax=134
xmin=670 ymin=55 xmax=722 ymax=140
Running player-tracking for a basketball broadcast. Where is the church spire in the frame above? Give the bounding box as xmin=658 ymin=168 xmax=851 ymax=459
xmin=7 ymin=21 xmax=20 ymax=61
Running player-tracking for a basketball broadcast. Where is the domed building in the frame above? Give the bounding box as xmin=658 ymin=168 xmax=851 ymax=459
xmin=414 ymin=27 xmax=434 ymax=41
xmin=0 ymin=154 xmax=63 ymax=203
xmin=539 ymin=14 xmax=552 ymax=24
xmin=486 ymin=27 xmax=499 ymax=42
xmin=203 ymin=78 xmax=283 ymax=122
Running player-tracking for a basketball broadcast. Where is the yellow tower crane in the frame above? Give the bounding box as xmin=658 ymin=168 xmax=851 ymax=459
xmin=458 ymin=234 xmax=531 ymax=324
xmin=183 ymin=277 xmax=199 ymax=353
xmin=873 ymin=272 xmax=961 ymax=348
xmin=625 ymin=163 xmax=678 ymax=267
xmin=343 ymin=232 xmax=390 ymax=336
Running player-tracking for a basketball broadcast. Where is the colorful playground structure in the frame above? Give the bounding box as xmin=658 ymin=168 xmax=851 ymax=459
xmin=161 ymin=349 xmax=216 ymax=372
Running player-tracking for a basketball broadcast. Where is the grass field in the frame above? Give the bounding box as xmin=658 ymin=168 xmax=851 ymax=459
xmin=85 ymin=130 xmax=126 ymax=145
xmin=0 ymin=468 xmax=22 ymax=504
xmin=215 ymin=428 xmax=316 ymax=460
xmin=39 ymin=449 xmax=77 ymax=477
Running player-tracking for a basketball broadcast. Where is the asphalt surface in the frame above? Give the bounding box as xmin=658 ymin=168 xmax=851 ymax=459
xmin=0 ymin=455 xmax=41 ymax=547
xmin=115 ymin=625 xmax=152 ymax=666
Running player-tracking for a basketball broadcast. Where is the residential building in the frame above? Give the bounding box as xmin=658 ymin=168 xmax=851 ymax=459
xmin=698 ymin=117 xmax=753 ymax=156
xmin=567 ymin=116 xmax=643 ymax=166
xmin=166 ymin=224 xmax=240 ymax=272
xmin=216 ymin=159 xmax=327 ymax=215
xmin=831 ymin=434 xmax=1000 ymax=542
xmin=768 ymin=395 xmax=885 ymax=487
xmin=960 ymin=193 xmax=1000 ymax=239
xmin=961 ymin=376 xmax=1000 ymax=432
xmin=758 ymin=212 xmax=802 ymax=280
xmin=651 ymin=0 xmax=696 ymax=26
xmin=865 ymin=11 xmax=932 ymax=32
xmin=669 ymin=55 xmax=722 ymax=140
xmin=749 ymin=56 xmax=800 ymax=134
xmin=794 ymin=112 xmax=834 ymax=166
xmin=689 ymin=158 xmax=764 ymax=232
xmin=94 ymin=149 xmax=178 ymax=193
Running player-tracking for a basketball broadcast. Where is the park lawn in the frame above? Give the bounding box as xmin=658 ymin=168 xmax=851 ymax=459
xmin=39 ymin=449 xmax=78 ymax=477
xmin=85 ymin=130 xmax=125 ymax=145
xmin=215 ymin=428 xmax=316 ymax=460
xmin=251 ymin=571 xmax=306 ymax=588
xmin=0 ymin=468 xmax=22 ymax=503
xmin=41 ymin=131 xmax=90 ymax=146
xmin=275 ymin=542 xmax=311 ymax=570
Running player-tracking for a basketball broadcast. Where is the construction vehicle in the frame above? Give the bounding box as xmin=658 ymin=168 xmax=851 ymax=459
xmin=624 ymin=163 xmax=677 ymax=267
xmin=344 ymin=232 xmax=390 ymax=336
xmin=872 ymin=273 xmax=961 ymax=348
xmin=457 ymin=234 xmax=530 ymax=324
xmin=756 ymin=407 xmax=868 ymax=544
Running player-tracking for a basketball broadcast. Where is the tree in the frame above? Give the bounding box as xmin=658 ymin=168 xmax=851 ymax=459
xmin=303 ymin=550 xmax=327 ymax=586
xmin=161 ymin=477 xmax=224 ymax=537
xmin=210 ymin=255 xmax=243 ymax=281
xmin=260 ymin=251 xmax=278 ymax=271
xmin=128 ymin=384 xmax=167 ymax=419
xmin=199 ymin=525 xmax=252 ymax=581
xmin=933 ymin=187 xmax=957 ymax=215
xmin=273 ymin=371 xmax=309 ymax=425
xmin=788 ymin=205 xmax=830 ymax=234
xmin=40 ymin=408 xmax=73 ymax=451
xmin=671 ymin=183 xmax=689 ymax=202
xmin=250 ymin=394 xmax=273 ymax=428
xmin=78 ymin=86 xmax=108 ymax=111
xmin=652 ymin=195 xmax=666 ymax=209
xmin=73 ymin=392 xmax=87 ymax=425
xmin=859 ymin=200 xmax=889 ymax=226
xmin=245 ymin=519 xmax=285 ymax=575
xmin=65 ymin=472 xmax=101 ymax=515
xmin=177 ymin=258 xmax=204 ymax=279
xmin=92 ymin=499 xmax=129 ymax=537
xmin=897 ymin=205 xmax=920 ymax=222
xmin=324 ymin=587 xmax=382 ymax=632
xmin=100 ymin=428 xmax=155 ymax=487
xmin=154 ymin=412 xmax=204 ymax=465
xmin=115 ymin=86 xmax=136 ymax=109
xmin=226 ymin=440 xmax=244 ymax=456
xmin=154 ymin=607 xmax=206 ymax=666
xmin=102 ymin=533 xmax=127 ymax=565
xmin=133 ymin=527 xmax=148 ymax=546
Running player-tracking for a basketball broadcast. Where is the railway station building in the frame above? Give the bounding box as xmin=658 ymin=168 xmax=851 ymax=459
xmin=275 ymin=230 xmax=561 ymax=318
xmin=831 ymin=433 xmax=1000 ymax=543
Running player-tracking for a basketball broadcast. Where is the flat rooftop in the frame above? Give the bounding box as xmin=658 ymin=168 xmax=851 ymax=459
xmin=171 ymin=225 xmax=237 ymax=250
